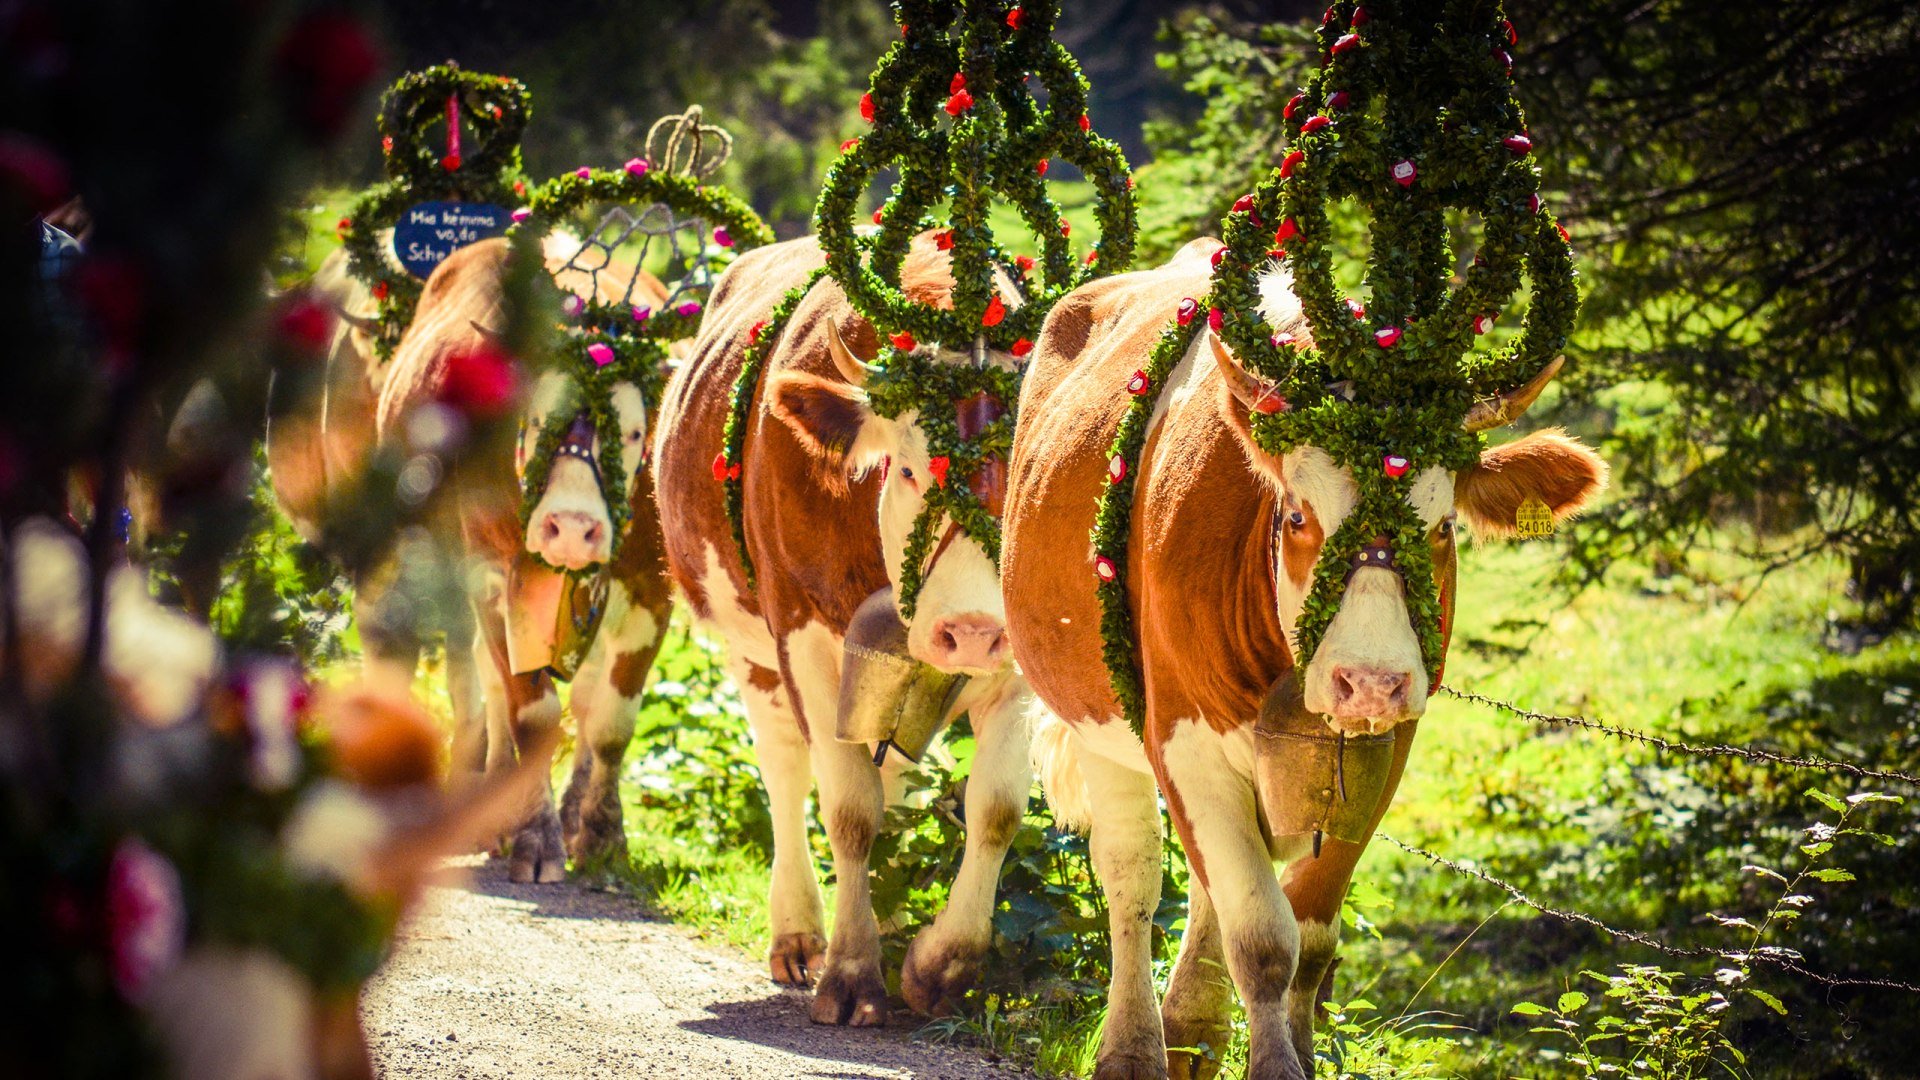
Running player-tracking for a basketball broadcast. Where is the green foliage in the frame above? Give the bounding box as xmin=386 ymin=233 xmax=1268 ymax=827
xmin=340 ymin=65 xmax=533 ymax=359
xmin=811 ymin=0 xmax=1137 ymax=617
xmin=1509 ymin=790 xmax=1903 ymax=1079
xmin=198 ymin=455 xmax=357 ymax=665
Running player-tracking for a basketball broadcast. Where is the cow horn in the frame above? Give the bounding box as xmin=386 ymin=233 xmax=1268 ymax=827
xmin=826 ymin=319 xmax=879 ymax=387
xmin=336 ymin=309 xmax=380 ymax=335
xmin=1462 ymin=355 xmax=1565 ymax=432
xmin=1210 ymin=335 xmax=1286 ymax=413
xmin=468 ymin=319 xmax=504 ymax=341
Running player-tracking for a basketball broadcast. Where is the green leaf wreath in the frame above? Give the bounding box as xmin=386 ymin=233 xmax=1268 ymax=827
xmin=509 ymin=144 xmax=772 ymax=568
xmin=722 ymin=0 xmax=1137 ymax=615
xmin=1092 ymin=0 xmax=1579 ymax=735
xmin=339 ymin=63 xmax=534 ymax=359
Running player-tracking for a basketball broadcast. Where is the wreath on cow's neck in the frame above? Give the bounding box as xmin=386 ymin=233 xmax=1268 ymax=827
xmin=510 ymin=110 xmax=771 ymax=570
xmin=1092 ymin=0 xmax=1580 ymax=737
xmin=339 ymin=63 xmax=533 ymax=359
xmin=720 ymin=0 xmax=1136 ymax=616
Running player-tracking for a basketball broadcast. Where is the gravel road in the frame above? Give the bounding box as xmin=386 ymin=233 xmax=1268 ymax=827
xmin=363 ymin=858 xmax=1032 ymax=1079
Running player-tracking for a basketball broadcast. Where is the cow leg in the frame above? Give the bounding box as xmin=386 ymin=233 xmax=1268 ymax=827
xmin=1159 ymin=725 xmax=1306 ymax=1080
xmin=901 ymin=685 xmax=1032 ymax=1016
xmin=732 ymin=657 xmax=825 ymax=986
xmin=1279 ymin=849 xmax=1361 ymax=1073
xmin=353 ymin=560 xmax=421 ymax=705
xmin=1081 ymin=744 xmax=1169 ymax=1080
xmin=806 ymin=735 xmax=888 ymax=1026
xmin=472 ymin=580 xmax=566 ymax=883
xmin=558 ymin=583 xmax=666 ymax=868
xmin=445 ymin=599 xmax=487 ymax=784
xmin=1162 ymin=876 xmax=1234 ymax=1080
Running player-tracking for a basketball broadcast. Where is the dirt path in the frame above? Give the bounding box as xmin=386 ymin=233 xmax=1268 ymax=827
xmin=363 ymin=858 xmax=1031 ymax=1079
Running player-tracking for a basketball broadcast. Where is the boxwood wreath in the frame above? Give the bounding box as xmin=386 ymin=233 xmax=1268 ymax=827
xmin=510 ymin=162 xmax=772 ymax=568
xmin=1091 ymin=0 xmax=1579 ymax=736
xmin=722 ymin=0 xmax=1137 ymax=617
xmin=339 ymin=63 xmax=533 ymax=359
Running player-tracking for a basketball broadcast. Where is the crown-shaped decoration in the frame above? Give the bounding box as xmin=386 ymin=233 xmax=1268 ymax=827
xmin=795 ymin=0 xmax=1137 ymax=617
xmin=508 ymin=110 xmax=771 ymax=568
xmin=644 ymin=105 xmax=733 ymax=181
xmin=1093 ymin=0 xmax=1578 ymax=734
xmin=339 ymin=63 xmax=534 ymax=358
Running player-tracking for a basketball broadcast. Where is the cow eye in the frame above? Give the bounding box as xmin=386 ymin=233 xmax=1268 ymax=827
xmin=899 ymin=466 xmax=915 ymax=480
xmin=1437 ymin=518 xmax=1454 ymax=538
xmin=1287 ymin=510 xmax=1306 ymax=529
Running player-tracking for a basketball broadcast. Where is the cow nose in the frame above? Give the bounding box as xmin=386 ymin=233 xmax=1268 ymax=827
xmin=1327 ymin=665 xmax=1412 ymax=720
xmin=926 ymin=614 xmax=1008 ymax=672
xmin=536 ymin=510 xmax=606 ymax=570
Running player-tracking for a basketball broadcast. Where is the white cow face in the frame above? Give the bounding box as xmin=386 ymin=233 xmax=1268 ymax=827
xmin=1271 ymin=448 xmax=1454 ymax=734
xmin=768 ymin=338 xmax=1015 ymax=677
xmin=516 ymin=370 xmax=649 ymax=571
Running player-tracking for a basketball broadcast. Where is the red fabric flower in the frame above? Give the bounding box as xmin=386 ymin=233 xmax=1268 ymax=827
xmin=439 ymin=345 xmax=519 ymax=418
xmin=278 ymin=295 xmax=334 ymax=355
xmin=1011 ymin=338 xmax=1034 ymax=357
xmin=890 ymin=330 xmax=917 ymax=351
xmin=860 ymin=92 xmax=875 ymax=122
xmin=935 ymin=230 xmax=955 ymax=250
xmin=927 ymin=456 xmax=951 ymax=487
xmin=946 ymin=89 xmax=974 ymax=115
xmin=1301 ymin=114 xmax=1331 ymax=134
xmin=1176 ymin=298 xmax=1199 ymax=326
xmin=1036 ymin=159 xmax=1049 ymax=175
xmin=982 ymin=295 xmax=1007 ymax=327
xmin=1078 ymin=113 xmax=1091 ymax=132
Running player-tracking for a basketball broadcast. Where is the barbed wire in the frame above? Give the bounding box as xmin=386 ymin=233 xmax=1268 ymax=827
xmin=1377 ymin=833 xmax=1920 ymax=994
xmin=1438 ymin=685 xmax=1920 ymax=788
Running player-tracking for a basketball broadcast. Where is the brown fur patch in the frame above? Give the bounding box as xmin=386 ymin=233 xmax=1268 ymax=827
xmin=1455 ymin=428 xmax=1608 ymax=539
xmin=1278 ymin=495 xmax=1324 ymax=592
xmin=1224 ymin=924 xmax=1297 ymax=1006
xmin=609 ymin=651 xmax=651 ymax=698
xmin=829 ymin=804 xmax=876 ymax=859
xmin=973 ymin=799 xmax=1024 ymax=849
xmin=745 ymin=662 xmax=783 ymax=693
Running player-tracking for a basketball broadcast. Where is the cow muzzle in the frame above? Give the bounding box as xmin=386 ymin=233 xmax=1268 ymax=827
xmin=524 ymin=413 xmax=612 ymax=570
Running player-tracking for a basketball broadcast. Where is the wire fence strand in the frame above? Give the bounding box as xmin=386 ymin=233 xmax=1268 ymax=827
xmin=1438 ymin=685 xmax=1920 ymax=787
xmin=1378 ymin=832 xmax=1920 ymax=994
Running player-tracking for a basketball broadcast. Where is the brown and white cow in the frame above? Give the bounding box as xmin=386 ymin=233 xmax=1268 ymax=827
xmin=652 ymin=232 xmax=1034 ymax=1023
xmin=1002 ymin=239 xmax=1607 ymax=1079
xmin=374 ymin=236 xmax=676 ymax=882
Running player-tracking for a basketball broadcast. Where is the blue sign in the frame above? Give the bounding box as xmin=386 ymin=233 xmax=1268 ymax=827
xmin=392 ymin=200 xmax=511 ymax=280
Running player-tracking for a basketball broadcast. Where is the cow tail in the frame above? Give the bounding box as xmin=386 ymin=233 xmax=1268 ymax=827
xmin=1029 ymin=700 xmax=1092 ymax=834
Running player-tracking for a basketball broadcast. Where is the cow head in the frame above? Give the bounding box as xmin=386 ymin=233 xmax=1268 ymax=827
xmin=515 ymin=369 xmax=649 ymax=571
xmin=1210 ymin=314 xmax=1606 ymax=735
xmin=767 ymin=322 xmax=1016 ymax=676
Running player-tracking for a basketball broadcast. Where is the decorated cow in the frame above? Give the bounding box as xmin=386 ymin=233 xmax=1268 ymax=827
xmin=651 ymin=0 xmax=1134 ymax=1024
xmin=1002 ymin=5 xmax=1607 ymax=1078
xmin=373 ymin=113 xmax=770 ymax=882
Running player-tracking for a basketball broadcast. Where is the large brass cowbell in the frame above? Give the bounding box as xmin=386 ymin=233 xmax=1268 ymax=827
xmin=1254 ymin=671 xmax=1397 ymax=857
xmin=836 ymin=588 xmax=969 ymax=765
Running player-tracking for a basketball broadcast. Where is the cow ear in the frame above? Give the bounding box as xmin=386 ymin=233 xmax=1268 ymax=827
xmin=1456 ymin=428 xmax=1609 ymax=538
xmin=767 ymin=371 xmax=881 ymax=466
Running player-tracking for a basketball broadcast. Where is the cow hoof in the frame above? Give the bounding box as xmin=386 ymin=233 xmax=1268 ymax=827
xmin=900 ymin=933 xmax=981 ymax=1017
xmin=808 ymin=966 xmax=889 ymax=1027
xmin=564 ymin=801 xmax=627 ymax=870
xmin=507 ymin=812 xmax=567 ymax=884
xmin=769 ymin=932 xmax=827 ymax=987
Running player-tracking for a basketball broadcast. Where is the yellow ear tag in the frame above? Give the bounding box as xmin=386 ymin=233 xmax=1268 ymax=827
xmin=1515 ymin=496 xmax=1555 ymax=539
